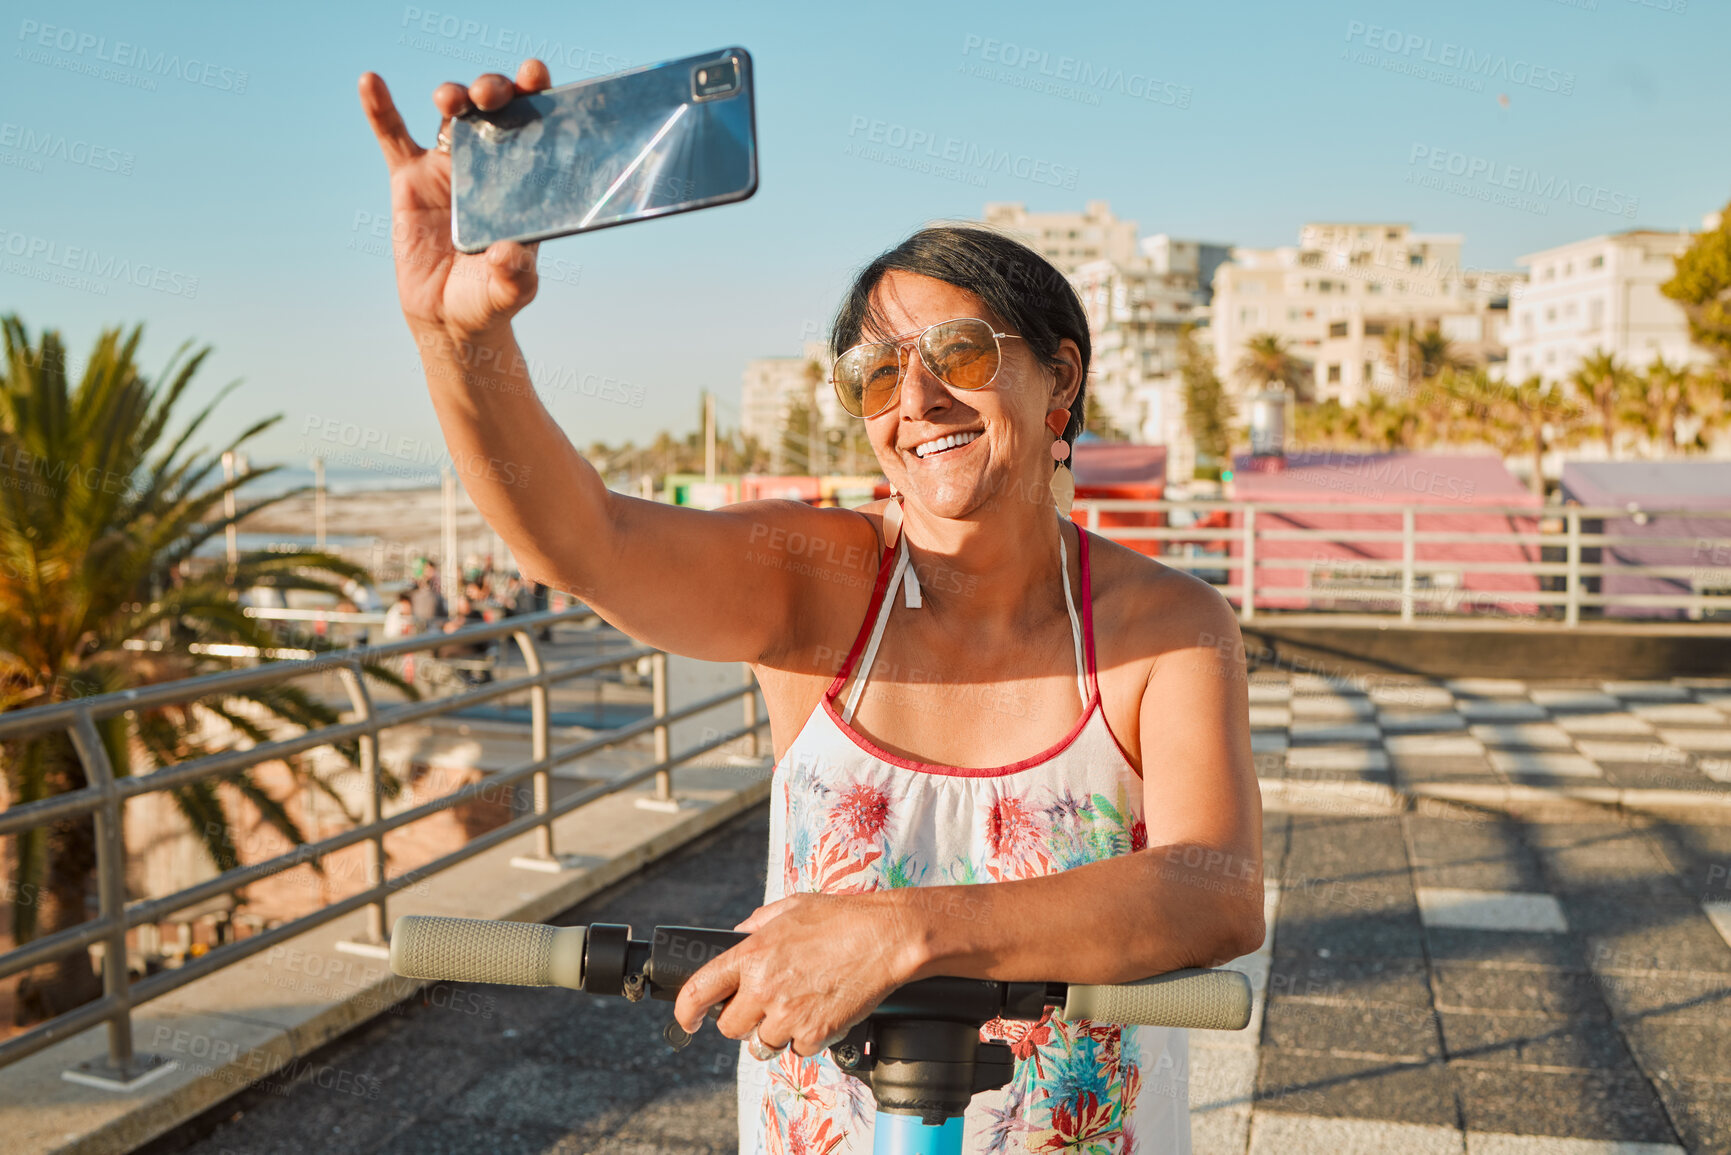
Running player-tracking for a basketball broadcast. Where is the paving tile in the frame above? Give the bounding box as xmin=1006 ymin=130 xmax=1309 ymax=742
xmin=1488 ymin=751 xmax=1603 ymax=778
xmin=1267 ymin=955 xmax=1434 ymax=1008
xmin=1449 ymin=678 xmax=1532 ymax=698
xmin=1553 ymin=713 xmax=1656 ymax=736
xmin=1440 ymin=1011 xmax=1635 ymax=1070
xmin=1418 ymin=888 xmax=1569 ymax=933
xmin=1430 ymin=964 xmax=1610 ymax=1019
xmin=1621 ymin=1018 xmax=1731 ymax=1083
xmin=1291 ymin=696 xmax=1377 ymax=719
xmin=1572 ymin=739 xmax=1671 ymax=764
xmin=1292 ymin=674 xmax=1364 ymax=694
xmin=1248 ymin=1113 xmax=1465 ymax=1154
xmin=1656 ymin=728 xmax=1731 ymax=752
xmin=1424 ymin=927 xmax=1591 ymax=970
xmin=1290 ymin=720 xmax=1381 ymax=744
xmin=1388 ymin=733 xmax=1489 ymax=757
xmin=1249 ymin=682 xmax=1295 ymax=703
xmin=1263 ymin=997 xmax=1440 ymax=1061
xmin=1254 ymin=1050 xmax=1458 ymax=1126
xmin=1596 ymin=969 xmax=1731 ymax=1024
xmin=1470 ymin=724 xmax=1575 ymax=750
xmin=1467 ymin=1135 xmax=1684 ymax=1154
xmin=1188 ymin=1042 xmax=1257 ymax=1151
xmin=1602 ymin=682 xmax=1691 ymax=702
xmin=1527 ymin=689 xmax=1624 ymax=713
xmin=1392 ymin=755 xmax=1501 ymax=786
xmin=1251 ymin=730 xmax=1289 ymax=754
xmin=1453 ymin=1066 xmax=1679 ymax=1146
xmin=1566 ymin=898 xmax=1731 ymax=973
xmin=1643 ymin=1074 xmax=1731 ymax=1155
xmin=1380 ymin=710 xmax=1469 ymax=733
xmin=1370 ymin=683 xmax=1458 ymax=709
xmin=1249 ymin=704 xmax=1293 ymax=728
xmin=1631 ymin=702 xmax=1730 ymax=725
xmin=1460 ymin=700 xmax=1549 ymax=723
xmin=1286 ymin=746 xmax=1391 ymax=773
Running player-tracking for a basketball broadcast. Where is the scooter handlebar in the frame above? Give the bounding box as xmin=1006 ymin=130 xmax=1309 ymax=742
xmin=390 ymin=915 xmax=588 ymax=990
xmin=1060 ymin=967 xmax=1253 ymax=1031
xmin=389 ymin=915 xmax=1253 ymax=1032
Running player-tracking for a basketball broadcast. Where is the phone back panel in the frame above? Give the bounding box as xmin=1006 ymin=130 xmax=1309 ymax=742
xmin=450 ymin=47 xmax=756 ymax=252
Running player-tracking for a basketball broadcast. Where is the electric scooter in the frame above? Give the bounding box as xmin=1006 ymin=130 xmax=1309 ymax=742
xmin=390 ymin=915 xmax=1252 ymax=1155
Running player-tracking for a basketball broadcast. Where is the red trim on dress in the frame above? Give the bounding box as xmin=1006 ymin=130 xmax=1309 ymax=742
xmin=1078 ymin=527 xmax=1144 ymax=778
xmin=825 ymin=544 xmax=899 ymax=700
xmin=820 ymin=693 xmax=1102 ymax=778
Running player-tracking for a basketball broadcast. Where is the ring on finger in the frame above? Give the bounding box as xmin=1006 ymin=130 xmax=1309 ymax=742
xmin=435 ymin=129 xmax=451 ymax=153
xmin=747 ymin=1027 xmax=787 ymax=1062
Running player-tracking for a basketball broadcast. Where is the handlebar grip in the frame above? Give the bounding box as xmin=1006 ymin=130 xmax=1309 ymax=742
xmin=389 ymin=915 xmax=588 ymax=990
xmin=1060 ymin=968 xmax=1252 ymax=1031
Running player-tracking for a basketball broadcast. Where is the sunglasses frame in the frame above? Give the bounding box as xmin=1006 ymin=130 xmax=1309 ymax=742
xmin=830 ymin=317 xmax=1026 ymax=419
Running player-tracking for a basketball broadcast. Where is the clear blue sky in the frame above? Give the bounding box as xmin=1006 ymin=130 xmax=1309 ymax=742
xmin=4 ymin=0 xmax=1727 ymax=473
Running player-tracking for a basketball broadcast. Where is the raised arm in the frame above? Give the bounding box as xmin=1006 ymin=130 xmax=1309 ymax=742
xmin=358 ymin=62 xmax=873 ymax=662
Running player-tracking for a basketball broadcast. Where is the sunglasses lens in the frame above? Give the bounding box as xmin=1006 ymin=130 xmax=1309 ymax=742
xmin=920 ymin=318 xmax=1000 ymax=392
xmin=834 ymin=343 xmax=902 ymax=417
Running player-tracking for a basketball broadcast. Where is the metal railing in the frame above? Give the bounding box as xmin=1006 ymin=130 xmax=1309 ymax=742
xmin=1071 ymin=498 xmax=1731 ymax=626
xmin=0 ymin=608 xmax=767 ymax=1083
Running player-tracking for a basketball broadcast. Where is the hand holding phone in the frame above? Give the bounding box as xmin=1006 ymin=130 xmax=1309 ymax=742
xmin=358 ymin=60 xmax=552 ymax=341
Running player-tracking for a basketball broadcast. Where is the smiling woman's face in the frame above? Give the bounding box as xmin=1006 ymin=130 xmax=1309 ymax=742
xmin=861 ymin=270 xmax=1079 ymax=520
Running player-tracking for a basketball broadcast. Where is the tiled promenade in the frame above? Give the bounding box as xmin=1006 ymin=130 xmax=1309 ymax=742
xmin=140 ymin=675 xmax=1731 ymax=1155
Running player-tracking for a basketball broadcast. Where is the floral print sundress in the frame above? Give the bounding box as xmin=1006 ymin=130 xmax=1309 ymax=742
xmin=737 ymin=521 xmax=1190 ymax=1154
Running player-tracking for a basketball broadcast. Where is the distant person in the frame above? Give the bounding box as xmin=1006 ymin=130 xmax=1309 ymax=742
xmin=383 ymin=592 xmax=416 ymax=639
xmin=363 ymin=62 xmax=1259 ymax=1152
xmin=437 ymin=594 xmax=492 ymax=683
xmin=408 ymin=573 xmax=445 ymax=626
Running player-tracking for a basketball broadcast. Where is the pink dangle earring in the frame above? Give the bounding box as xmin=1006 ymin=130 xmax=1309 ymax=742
xmin=1046 ymin=409 xmax=1075 ymax=517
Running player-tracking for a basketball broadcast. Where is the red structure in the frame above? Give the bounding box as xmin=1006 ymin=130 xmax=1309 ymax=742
xmin=1069 ymin=442 xmax=1167 ymax=557
xmin=1226 ymin=452 xmax=1542 ymax=615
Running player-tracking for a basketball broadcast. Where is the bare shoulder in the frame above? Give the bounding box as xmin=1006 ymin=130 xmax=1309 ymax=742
xmin=1082 ymin=529 xmax=1242 ymax=665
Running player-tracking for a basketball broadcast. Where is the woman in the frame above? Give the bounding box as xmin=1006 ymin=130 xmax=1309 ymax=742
xmin=360 ymin=60 xmax=1261 ymax=1154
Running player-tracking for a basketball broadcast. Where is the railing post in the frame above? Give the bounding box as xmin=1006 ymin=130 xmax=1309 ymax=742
xmin=1241 ymin=505 xmax=1257 ymax=622
xmin=62 ymin=712 xmax=170 ymax=1087
xmin=1565 ymin=508 xmax=1582 ymax=627
xmin=513 ymin=628 xmax=553 ymax=857
xmin=1401 ymin=507 xmax=1416 ymax=624
xmin=335 ymin=665 xmax=387 ymax=955
xmin=743 ymin=664 xmax=760 ymax=759
xmin=650 ymin=652 xmax=671 ymax=801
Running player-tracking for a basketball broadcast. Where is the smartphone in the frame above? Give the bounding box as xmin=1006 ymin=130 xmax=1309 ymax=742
xmin=449 ymin=47 xmax=757 ymax=253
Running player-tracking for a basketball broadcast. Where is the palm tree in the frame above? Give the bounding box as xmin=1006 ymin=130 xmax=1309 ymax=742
xmin=1235 ymin=333 xmax=1313 ymax=402
xmin=1441 ymin=369 xmax=1588 ymax=495
xmin=1354 ymin=391 xmax=1424 ymax=452
xmin=1570 ymin=351 xmax=1639 ymax=457
xmin=0 ymin=317 xmax=408 ymax=1023
xmin=1383 ymin=323 xmax=1474 ymax=395
xmin=1618 ymin=356 xmax=1729 ymax=454
xmin=1181 ymin=326 xmax=1233 ymax=471
xmin=1292 ymin=399 xmax=1354 ymax=449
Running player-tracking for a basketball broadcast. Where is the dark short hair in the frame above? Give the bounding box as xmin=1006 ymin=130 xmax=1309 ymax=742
xmin=830 ymin=226 xmax=1091 ymax=447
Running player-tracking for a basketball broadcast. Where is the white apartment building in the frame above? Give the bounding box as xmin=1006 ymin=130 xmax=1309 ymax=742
xmin=980 ymin=200 xmax=1140 ymax=274
xmin=1504 ymin=229 xmax=1705 ymax=385
xmin=1210 ymin=223 xmax=1523 ymax=407
xmin=739 ymin=343 xmax=839 ymax=470
xmin=1070 ymin=246 xmax=1215 ymax=470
